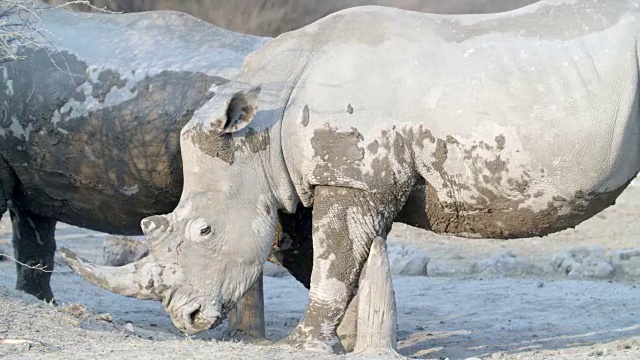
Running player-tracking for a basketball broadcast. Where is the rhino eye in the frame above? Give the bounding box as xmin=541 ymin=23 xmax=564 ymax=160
xmin=200 ymin=226 xmax=212 ymax=236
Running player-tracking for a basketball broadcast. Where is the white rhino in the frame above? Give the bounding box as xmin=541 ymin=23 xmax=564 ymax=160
xmin=62 ymin=0 xmax=640 ymax=353
xmin=4 ymin=0 xmax=540 ymax=349
xmin=0 ymin=3 xmax=268 ymax=301
xmin=2 ymin=0 xmax=535 ymax=304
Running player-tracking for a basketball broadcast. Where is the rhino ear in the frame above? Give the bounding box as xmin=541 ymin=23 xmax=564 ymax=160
xmin=222 ymin=86 xmax=261 ymax=134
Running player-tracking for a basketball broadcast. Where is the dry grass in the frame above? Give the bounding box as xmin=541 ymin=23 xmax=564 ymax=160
xmin=0 ymin=0 xmax=116 ymax=64
xmin=0 ymin=0 xmax=41 ymax=63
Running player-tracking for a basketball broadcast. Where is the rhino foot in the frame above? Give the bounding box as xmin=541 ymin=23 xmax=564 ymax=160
xmin=16 ymin=278 xmax=55 ymax=304
xmin=222 ymin=329 xmax=271 ymax=345
xmin=277 ymin=330 xmax=344 ymax=354
xmin=10 ymin=203 xmax=57 ymax=304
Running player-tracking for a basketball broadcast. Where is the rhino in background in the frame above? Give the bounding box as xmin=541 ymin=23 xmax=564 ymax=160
xmin=0 ymin=3 xmax=274 ymax=302
xmin=43 ymin=0 xmax=540 ymax=37
xmin=61 ymin=0 xmax=640 ymax=353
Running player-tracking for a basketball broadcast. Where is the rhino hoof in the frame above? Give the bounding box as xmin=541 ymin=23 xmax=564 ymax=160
xmin=277 ymin=332 xmax=343 ymax=354
xmin=222 ymin=329 xmax=271 ymax=345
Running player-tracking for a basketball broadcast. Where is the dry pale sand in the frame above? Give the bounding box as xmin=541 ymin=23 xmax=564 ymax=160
xmin=1 ymin=184 xmax=639 ymax=359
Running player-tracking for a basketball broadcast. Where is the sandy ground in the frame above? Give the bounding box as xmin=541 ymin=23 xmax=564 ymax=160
xmin=1 ymin=185 xmax=640 ymax=359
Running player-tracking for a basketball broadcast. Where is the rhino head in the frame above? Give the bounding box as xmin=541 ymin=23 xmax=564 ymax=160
xmin=61 ymin=83 xmax=295 ymax=334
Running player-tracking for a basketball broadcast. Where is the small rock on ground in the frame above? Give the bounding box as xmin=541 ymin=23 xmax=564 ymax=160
xmin=552 ymin=246 xmax=614 ymax=279
xmin=388 ymin=246 xmax=429 ymax=276
xmin=611 ymin=248 xmax=640 ymax=277
xmin=263 ymin=261 xmax=290 ymax=277
xmin=472 ymin=250 xmax=542 ymax=277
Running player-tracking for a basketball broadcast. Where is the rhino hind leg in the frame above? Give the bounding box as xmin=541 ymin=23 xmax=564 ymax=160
xmin=10 ymin=204 xmax=57 ymax=303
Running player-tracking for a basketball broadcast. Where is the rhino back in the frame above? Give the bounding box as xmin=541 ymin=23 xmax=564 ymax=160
xmin=0 ymin=47 xmax=228 ymax=233
xmin=43 ymin=0 xmax=540 ymax=37
xmin=27 ymin=7 xmax=267 ymax=78
xmin=276 ymin=1 xmax=640 ymax=238
xmin=0 ymin=7 xmax=261 ymax=233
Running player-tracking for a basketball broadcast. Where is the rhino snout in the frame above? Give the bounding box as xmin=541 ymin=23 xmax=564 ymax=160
xmin=171 ymin=301 xmax=222 ymax=335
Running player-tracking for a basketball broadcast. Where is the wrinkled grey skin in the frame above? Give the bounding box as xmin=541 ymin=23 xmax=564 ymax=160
xmin=0 ymin=4 xmax=270 ymax=301
xmin=107 ymin=0 xmax=640 ymax=353
xmin=7 ymin=0 xmax=539 ymax=308
xmin=0 ymin=0 xmax=443 ymax=306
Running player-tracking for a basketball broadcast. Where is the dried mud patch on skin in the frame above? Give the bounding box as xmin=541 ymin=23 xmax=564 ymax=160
xmin=422 ymin=181 xmax=631 ymax=239
xmin=188 ymin=124 xmax=270 ymax=167
xmin=236 ymin=128 xmax=270 ymax=154
xmin=188 ymin=123 xmax=235 ymax=164
xmin=309 ymin=124 xmax=418 ymax=213
xmin=397 ymin=123 xmax=633 ymax=239
xmin=310 ymin=124 xmax=365 ymax=182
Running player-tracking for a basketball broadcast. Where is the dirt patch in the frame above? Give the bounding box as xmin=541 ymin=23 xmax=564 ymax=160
xmin=0 ymin=273 xmax=638 ymax=359
xmin=1 ymin=180 xmax=640 ymax=360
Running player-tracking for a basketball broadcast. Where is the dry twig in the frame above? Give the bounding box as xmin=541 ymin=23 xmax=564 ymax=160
xmin=0 ymin=253 xmax=54 ymax=272
xmin=52 ymin=0 xmax=119 ymax=13
xmin=0 ymin=0 xmax=42 ymax=63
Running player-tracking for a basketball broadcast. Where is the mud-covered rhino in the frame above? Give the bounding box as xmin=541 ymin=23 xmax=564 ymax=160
xmin=1 ymin=4 xmax=323 ymax=341
xmin=65 ymin=0 xmax=640 ymax=352
xmin=0 ymin=5 xmax=279 ymax=301
xmin=1 ymin=3 xmax=391 ymax=346
xmin=0 ymin=1 xmax=537 ymax=305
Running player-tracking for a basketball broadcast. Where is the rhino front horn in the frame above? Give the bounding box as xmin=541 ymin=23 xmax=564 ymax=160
xmin=59 ymin=247 xmax=171 ymax=301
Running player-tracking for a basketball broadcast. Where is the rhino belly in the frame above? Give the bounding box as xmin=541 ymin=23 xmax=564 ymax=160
xmin=397 ymin=118 xmax=640 ymax=239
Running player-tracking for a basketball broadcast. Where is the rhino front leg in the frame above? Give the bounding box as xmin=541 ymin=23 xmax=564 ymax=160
xmin=10 ymin=203 xmax=57 ymax=303
xmin=283 ymin=186 xmax=392 ymax=353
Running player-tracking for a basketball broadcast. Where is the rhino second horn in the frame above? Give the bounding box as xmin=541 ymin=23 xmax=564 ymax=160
xmin=59 ymin=247 xmax=168 ymax=301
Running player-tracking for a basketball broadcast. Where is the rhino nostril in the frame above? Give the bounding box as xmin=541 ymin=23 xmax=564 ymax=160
xmin=190 ymin=308 xmax=200 ymax=325
xmin=183 ymin=303 xmax=202 ymax=326
xmin=141 ymin=218 xmax=155 ymax=233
